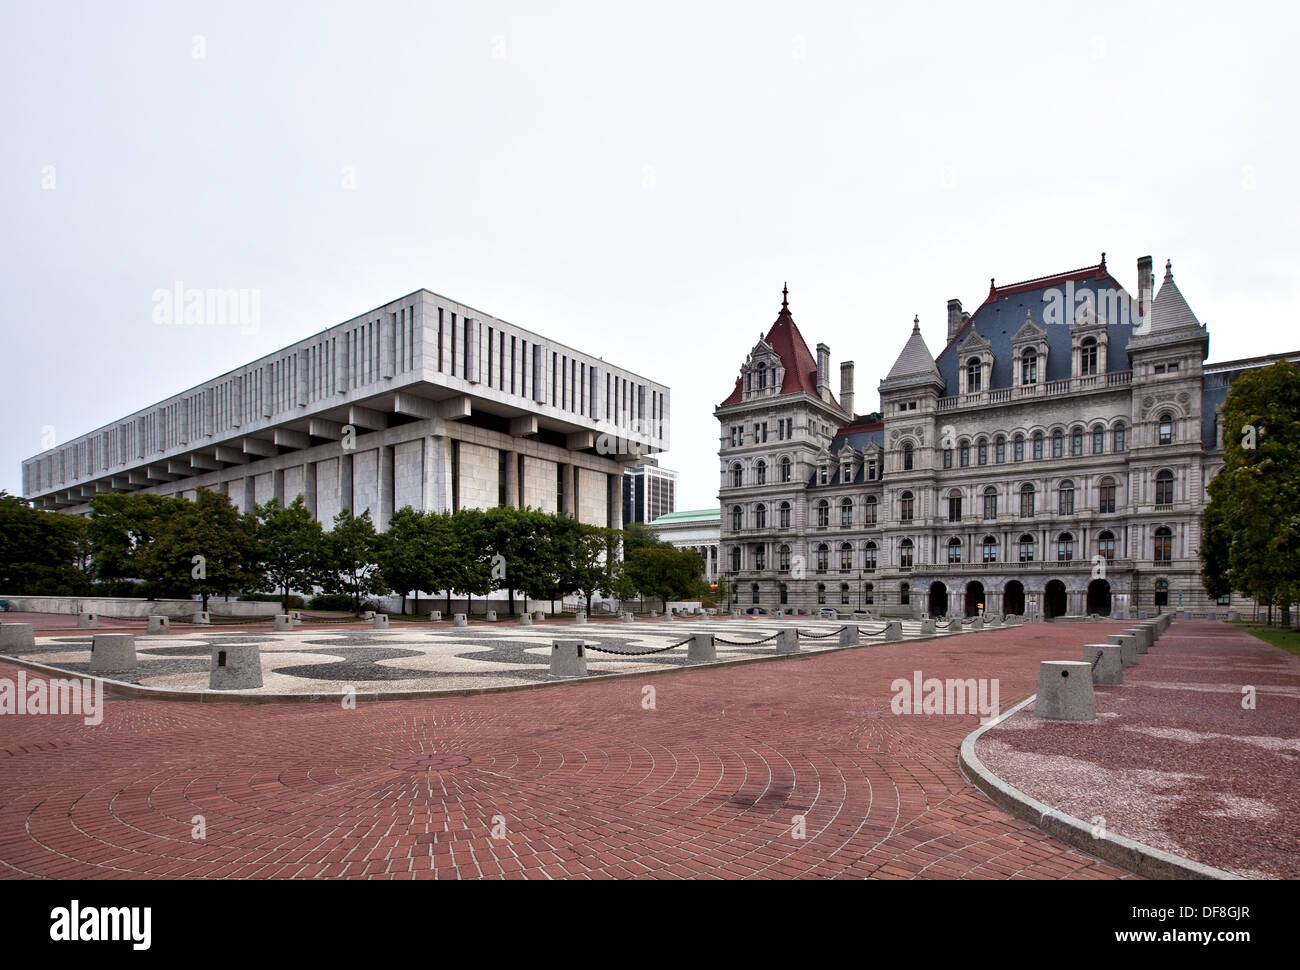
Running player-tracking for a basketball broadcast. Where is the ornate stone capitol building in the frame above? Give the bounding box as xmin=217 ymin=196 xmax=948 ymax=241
xmin=717 ymin=257 xmax=1297 ymax=620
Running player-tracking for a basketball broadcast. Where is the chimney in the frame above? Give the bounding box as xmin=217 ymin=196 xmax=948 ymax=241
xmin=839 ymin=360 xmax=855 ymax=418
xmin=1137 ymin=255 xmax=1153 ymax=318
xmin=816 ymin=343 xmax=831 ymax=401
xmin=947 ymin=299 xmax=964 ymax=340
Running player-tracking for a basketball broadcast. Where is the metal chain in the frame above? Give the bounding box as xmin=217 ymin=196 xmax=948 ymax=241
xmin=797 ymin=628 xmax=842 ymax=639
xmin=861 ymin=625 xmax=889 ymax=636
xmin=714 ymin=632 xmax=781 ymax=646
xmin=584 ymin=637 xmax=694 ymax=657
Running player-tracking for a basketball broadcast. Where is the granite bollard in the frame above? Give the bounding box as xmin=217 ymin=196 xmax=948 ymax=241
xmin=192 ymin=611 xmax=211 ymax=625
xmin=1083 ymin=644 xmax=1124 ymax=685
xmin=453 ymin=614 xmax=468 ymax=627
xmin=0 ymin=623 xmax=35 ymax=653
xmin=1107 ymin=633 xmax=1139 ymax=667
xmin=532 ymin=611 xmax=546 ymax=622
xmin=687 ymin=633 xmax=717 ymax=662
xmin=90 ymin=633 xmax=136 ymax=675
xmin=575 ymin=612 xmax=587 ymax=624
xmin=884 ymin=620 xmax=903 ymax=642
xmin=549 ymin=640 xmax=587 ymax=677
xmin=209 ymin=642 xmax=263 ymax=690
xmin=518 ymin=614 xmax=532 ymax=625
xmin=920 ymin=619 xmax=936 ymax=635
xmin=485 ymin=610 xmax=497 ymax=622
xmin=77 ymin=612 xmax=98 ymax=630
xmin=274 ymin=614 xmax=293 ymax=632
xmin=839 ymin=624 xmax=859 ymax=645
xmin=429 ymin=611 xmax=442 ymax=622
xmin=775 ymin=628 xmax=800 ymax=654
xmin=1035 ymin=661 xmax=1096 ymax=721
xmin=146 ymin=615 xmax=169 ymax=635
xmin=372 ymin=614 xmax=389 ymax=629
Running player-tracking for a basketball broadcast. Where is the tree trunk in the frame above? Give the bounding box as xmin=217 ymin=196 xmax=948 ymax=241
xmin=508 ymin=588 xmax=515 ymax=616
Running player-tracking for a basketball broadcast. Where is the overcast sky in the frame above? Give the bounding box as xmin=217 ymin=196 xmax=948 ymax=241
xmin=3 ymin=1 xmax=1297 ymax=510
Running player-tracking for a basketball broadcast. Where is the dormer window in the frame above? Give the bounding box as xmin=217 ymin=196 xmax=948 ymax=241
xmin=1021 ymin=349 xmax=1038 ymax=385
xmin=757 ymin=361 xmax=767 ymax=389
xmin=966 ymin=357 xmax=982 ymax=392
xmin=1080 ymin=337 xmax=1098 ymax=376
xmin=819 ymin=463 xmax=828 ymax=485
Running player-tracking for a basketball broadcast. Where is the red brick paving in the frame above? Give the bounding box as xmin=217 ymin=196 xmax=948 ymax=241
xmin=978 ymin=619 xmax=1300 ymax=879
xmin=0 ymin=622 xmax=1136 ymax=879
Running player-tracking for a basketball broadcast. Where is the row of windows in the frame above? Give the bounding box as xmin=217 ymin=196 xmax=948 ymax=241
xmin=943 ymin=424 xmax=1127 ymax=467
xmin=745 ymin=575 xmax=1191 ymax=607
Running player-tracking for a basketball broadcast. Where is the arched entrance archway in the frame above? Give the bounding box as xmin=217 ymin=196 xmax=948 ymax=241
xmin=965 ymin=581 xmax=986 ymax=618
xmin=1087 ymin=578 xmax=1112 ymax=617
xmin=928 ymin=581 xmax=948 ymax=617
xmin=1045 ymin=580 xmax=1067 ymax=619
xmin=1003 ymin=580 xmax=1025 ymax=616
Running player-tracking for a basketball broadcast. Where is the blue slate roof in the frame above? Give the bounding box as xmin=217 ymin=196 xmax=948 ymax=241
xmin=936 ymin=266 xmax=1137 ymax=396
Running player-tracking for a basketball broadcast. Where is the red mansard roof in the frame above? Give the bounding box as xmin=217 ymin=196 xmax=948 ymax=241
xmin=719 ymin=286 xmax=841 ymax=410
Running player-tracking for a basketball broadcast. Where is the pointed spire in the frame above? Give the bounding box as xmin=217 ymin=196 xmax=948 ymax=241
xmin=1164 ymin=259 xmax=1174 ymax=282
xmin=912 ymin=314 xmax=920 ymax=335
xmin=781 ymin=282 xmax=789 ymax=312
xmin=885 ymin=316 xmax=941 ymax=383
xmin=1100 ymin=251 xmax=1106 ymax=270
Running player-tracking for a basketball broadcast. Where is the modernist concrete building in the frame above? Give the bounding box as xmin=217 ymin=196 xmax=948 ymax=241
xmin=622 ymin=458 xmax=678 ymax=525
xmin=717 ymin=260 xmax=1297 ymax=619
xmin=22 ymin=289 xmax=670 ymax=534
xmin=648 ymin=508 xmax=720 ymax=582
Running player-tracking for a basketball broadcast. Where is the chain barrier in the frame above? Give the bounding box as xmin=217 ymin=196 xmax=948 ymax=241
xmin=797 ymin=628 xmax=841 ymax=639
xmin=714 ymin=632 xmax=781 ymax=646
xmin=860 ymin=624 xmax=889 ymax=636
xmin=583 ymin=637 xmax=694 ymax=657
xmin=1090 ymin=649 xmax=1104 ymax=670
xmin=298 ymin=614 xmax=363 ymax=624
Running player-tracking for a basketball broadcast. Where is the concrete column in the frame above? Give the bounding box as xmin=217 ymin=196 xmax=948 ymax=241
xmin=339 ymin=452 xmax=354 ymax=513
xmin=378 ymin=444 xmax=395 ymax=531
xmin=304 ymin=462 xmax=318 ymax=518
xmin=425 ymin=435 xmax=451 ymax=513
xmin=272 ymin=468 xmax=285 ymax=506
xmin=505 ymin=451 xmax=520 ymax=508
xmin=243 ymin=476 xmax=255 ymax=513
xmin=562 ymin=463 xmax=575 ymax=516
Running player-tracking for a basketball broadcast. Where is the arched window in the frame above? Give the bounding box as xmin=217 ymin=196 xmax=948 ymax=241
xmin=779 ymin=583 xmax=788 ymax=605
xmin=817 ymin=583 xmax=827 ymax=605
xmin=755 ymin=460 xmax=766 ymax=485
xmin=863 ymin=542 xmax=878 ymax=571
xmin=779 ymin=501 xmax=791 ymax=529
xmin=1092 ymin=424 xmax=1105 ymax=455
xmin=1022 ymin=348 xmax=1038 ymax=385
xmin=754 ymin=545 xmax=767 ymax=570
xmin=779 ymin=545 xmax=791 ymax=571
xmin=840 ymin=542 xmax=852 ymax=572
xmin=1097 ymin=530 xmax=1115 ymax=559
xmin=977 ymin=438 xmax=988 ymax=466
xmin=864 ymin=496 xmax=877 ymax=525
xmin=816 ymin=499 xmax=829 ymax=528
xmin=1014 ymin=433 xmax=1025 ymax=462
xmin=1020 ymin=483 xmax=1035 ymax=518
xmin=1159 ymin=413 xmax=1173 ymax=445
xmin=947 ymin=537 xmax=963 ymax=563
xmin=902 ymin=443 xmax=914 ymax=471
xmin=1114 ymin=421 xmax=1127 ymax=453
xmin=947 ymin=490 xmax=963 ymax=522
xmin=756 ymin=361 xmax=767 ymax=389
xmin=1154 ymin=577 xmax=1169 ymax=607
xmin=899 ymin=538 xmax=914 ymax=569
xmin=1071 ymin=427 xmax=1083 ymax=457
xmin=754 ymin=503 xmax=767 ymax=529
xmin=780 ymin=456 xmax=792 ymax=483
xmin=864 ymin=582 xmax=875 ymax=604
xmin=1080 ymin=336 xmax=1098 ymax=376
xmin=840 ymin=583 xmax=850 ymax=605
xmin=840 ymin=498 xmax=853 ymax=528
xmin=983 ymin=485 xmax=997 ymax=521
xmin=1057 ymin=532 xmax=1075 ymax=562
xmin=1154 ymin=526 xmax=1173 ymax=563
xmin=1098 ymin=476 xmax=1116 ymax=514
xmin=1058 ymin=479 xmax=1075 ymax=515
xmin=1155 ymin=469 xmax=1174 ymax=506
xmin=981 ymin=535 xmax=998 ymax=563
xmin=816 ymin=543 xmax=829 ymax=572
xmin=899 ymin=491 xmax=914 ymax=522
xmin=730 ymin=546 xmax=741 ymax=571
xmin=731 ymin=505 xmax=743 ymax=531
xmin=995 ymin=435 xmax=1006 ymax=463
xmin=1032 ymin=432 xmax=1044 ymax=460
xmin=731 ymin=463 xmax=743 ymax=488
xmin=943 ymin=447 xmax=953 ymax=469
xmin=1018 ymin=533 xmax=1035 ymax=562
xmin=966 ymin=357 xmax=982 ymax=392
xmin=1052 ymin=429 xmax=1064 ymax=459
xmin=960 ymin=441 xmax=970 ymax=467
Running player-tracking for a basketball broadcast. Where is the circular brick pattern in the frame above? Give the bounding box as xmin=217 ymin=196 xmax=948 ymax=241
xmin=390 ymin=755 xmax=472 ymax=772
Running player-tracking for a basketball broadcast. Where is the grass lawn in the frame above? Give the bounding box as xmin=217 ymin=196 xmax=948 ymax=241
xmin=1231 ymin=621 xmax=1300 ymax=657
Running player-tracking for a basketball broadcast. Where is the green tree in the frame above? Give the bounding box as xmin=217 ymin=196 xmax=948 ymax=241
xmin=0 ymin=492 xmax=91 ymax=595
xmin=447 ymin=508 xmax=495 ymax=613
xmin=378 ymin=507 xmax=436 ymax=614
xmin=323 ymin=509 xmax=390 ymax=613
xmin=623 ymin=544 xmax=705 ymax=613
xmin=1201 ymin=360 xmax=1300 ymax=623
xmin=252 ymin=497 xmax=326 ymax=612
xmin=135 ymin=489 xmax=256 ymax=610
xmin=87 ymin=492 xmax=187 ymax=583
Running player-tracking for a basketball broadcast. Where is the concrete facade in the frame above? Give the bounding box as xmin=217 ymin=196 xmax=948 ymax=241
xmin=22 ymin=289 xmax=669 ymax=538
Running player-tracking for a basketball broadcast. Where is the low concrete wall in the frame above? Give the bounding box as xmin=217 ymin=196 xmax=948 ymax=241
xmin=0 ymin=595 xmax=280 ymax=618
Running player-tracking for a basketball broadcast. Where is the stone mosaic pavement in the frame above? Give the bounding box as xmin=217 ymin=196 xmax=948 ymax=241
xmin=0 ymin=620 xmax=1139 ymax=879
xmin=3 ymin=615 xmax=965 ymax=694
xmin=976 ymin=619 xmax=1300 ymax=879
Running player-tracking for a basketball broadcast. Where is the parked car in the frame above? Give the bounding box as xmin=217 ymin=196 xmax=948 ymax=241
xmin=818 ymin=608 xmax=839 ymax=619
xmin=744 ymin=606 xmax=771 ymax=615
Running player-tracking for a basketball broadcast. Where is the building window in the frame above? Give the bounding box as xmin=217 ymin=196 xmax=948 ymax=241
xmin=1092 ymin=424 xmax=1105 ymax=455
xmin=902 ymin=444 xmax=914 ymax=471
xmin=816 ymin=500 xmax=829 ymax=528
xmin=1217 ymin=592 xmax=1231 ymax=606
xmin=819 ymin=464 xmax=828 ymax=485
xmin=731 ymin=505 xmax=743 ymax=531
xmin=1099 ymin=477 xmax=1116 ymax=514
xmin=1080 ymin=337 xmax=1098 ymax=376
xmin=756 ymin=361 xmax=766 ymax=389
xmin=840 ymin=543 xmax=852 ymax=572
xmin=1114 ymin=421 xmax=1126 ymax=453
xmin=1159 ymin=413 xmax=1173 ymax=445
xmin=755 ymin=546 xmax=766 ymax=571
xmin=1018 ymin=534 xmax=1035 ymax=562
xmin=1153 ymin=527 xmax=1173 ymax=563
xmin=900 ymin=582 xmax=911 ymax=605
xmin=779 ymin=545 xmax=791 ymax=571
xmin=1020 ymin=483 xmax=1035 ymax=518
xmin=780 ymin=583 xmax=788 ymax=605
xmin=900 ymin=491 xmax=914 ymax=522
xmin=864 ymin=497 xmax=877 ymax=525
xmin=967 ymin=357 xmax=982 ymax=392
xmin=1057 ymin=532 xmax=1074 ymax=562
xmin=948 ymin=494 xmax=962 ymax=522
xmin=960 ymin=442 xmax=970 ymax=467
xmin=816 ymin=544 xmax=829 ymax=573
xmin=780 ymin=457 xmax=792 ymax=483
xmin=752 ymin=583 xmax=760 ymax=604
xmin=1052 ymin=430 xmax=1064 ymax=459
xmin=983 ymin=486 xmax=997 ymax=521
xmin=864 ymin=582 xmax=875 ymax=604
xmin=817 ymin=583 xmax=826 ymax=605
xmin=755 ymin=503 xmax=767 ymax=529
xmin=1097 ymin=530 xmax=1115 ymax=559
xmin=840 ymin=499 xmax=853 ymax=528
xmin=1155 ymin=469 xmax=1174 ymax=506
xmin=947 ymin=538 xmax=962 ymax=564
xmin=863 ymin=542 xmax=877 ymax=571
xmin=899 ymin=539 xmax=914 ymax=569
xmin=756 ymin=460 xmax=766 ymax=485
xmin=977 ymin=438 xmax=988 ymax=465
xmin=995 ymin=436 xmax=1006 ymax=464
xmin=1021 ymin=349 xmax=1038 ymax=385
xmin=840 ymin=583 xmax=850 ymax=605
xmin=1071 ymin=427 xmax=1083 ymax=457
xmin=1058 ymin=479 xmax=1075 ymax=516
xmin=779 ymin=501 xmax=791 ymax=529
xmin=731 ymin=463 xmax=743 ymax=488
xmin=1033 ymin=433 xmax=1044 ymax=460
xmin=982 ymin=536 xmax=998 ymax=563
xmin=867 ymin=460 xmax=877 ymax=481
xmin=730 ymin=547 xmax=741 ymax=571
xmin=943 ymin=448 xmax=953 ymax=469
xmin=1014 ymin=434 xmax=1025 ymax=462
xmin=1154 ymin=578 xmax=1169 ymax=607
